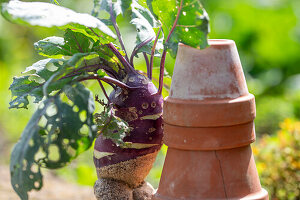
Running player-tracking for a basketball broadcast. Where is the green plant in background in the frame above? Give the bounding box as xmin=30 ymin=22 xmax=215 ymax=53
xmin=255 ymin=97 xmax=295 ymax=135
xmin=253 ymin=118 xmax=300 ymax=200
xmin=202 ymin=0 xmax=300 ymax=135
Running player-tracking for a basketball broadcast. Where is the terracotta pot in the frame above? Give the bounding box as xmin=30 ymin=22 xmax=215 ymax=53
xmin=152 ymin=40 xmax=268 ymax=200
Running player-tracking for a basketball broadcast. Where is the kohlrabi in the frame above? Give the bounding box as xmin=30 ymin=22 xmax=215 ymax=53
xmin=0 ymin=0 xmax=209 ymax=199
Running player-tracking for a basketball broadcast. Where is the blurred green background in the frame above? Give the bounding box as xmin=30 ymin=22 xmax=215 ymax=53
xmin=0 ymin=0 xmax=299 ymax=199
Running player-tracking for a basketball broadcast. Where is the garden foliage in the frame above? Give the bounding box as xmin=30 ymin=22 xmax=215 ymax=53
xmin=253 ymin=119 xmax=300 ymax=200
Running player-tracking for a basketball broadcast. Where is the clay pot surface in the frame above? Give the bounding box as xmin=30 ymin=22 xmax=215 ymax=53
xmin=169 ymin=40 xmax=248 ymax=100
xmin=153 ymin=146 xmax=268 ymax=200
xmin=153 ymin=40 xmax=268 ymax=200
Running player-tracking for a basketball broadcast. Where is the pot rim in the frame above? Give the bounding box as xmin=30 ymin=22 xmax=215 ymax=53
xmin=178 ymin=39 xmax=235 ymax=48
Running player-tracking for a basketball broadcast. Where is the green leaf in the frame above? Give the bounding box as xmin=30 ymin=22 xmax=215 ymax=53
xmin=42 ymin=83 xmax=96 ymax=168
xmin=9 ymin=59 xmax=68 ymax=109
xmin=93 ymin=0 xmax=132 ymax=17
xmin=147 ymin=0 xmax=209 ymax=57
xmin=10 ymin=98 xmax=50 ymax=200
xmin=34 ymin=27 xmax=124 ymax=76
xmin=64 ymin=29 xmax=92 ymax=53
xmin=34 ymin=37 xmax=73 ymax=58
xmin=65 ymin=52 xmax=100 ymax=70
xmin=22 ymin=59 xmax=61 ymax=82
xmin=10 ymin=83 xmax=97 ymax=199
xmin=91 ymin=42 xmax=126 ymax=78
xmin=9 ymin=52 xmax=100 ymax=109
xmin=130 ymin=1 xmax=163 ymax=55
xmin=34 ymin=28 xmax=98 ymax=58
xmin=1 ymin=0 xmax=116 ymax=42
xmin=9 ymin=76 xmax=42 ymax=109
xmin=95 ymin=108 xmax=131 ymax=146
xmin=93 ymin=0 xmax=164 ymax=56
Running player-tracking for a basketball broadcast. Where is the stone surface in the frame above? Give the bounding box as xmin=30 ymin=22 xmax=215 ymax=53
xmin=133 ymin=181 xmax=155 ymax=200
xmin=94 ymin=179 xmax=133 ymax=200
xmin=94 ymin=179 xmax=156 ymax=200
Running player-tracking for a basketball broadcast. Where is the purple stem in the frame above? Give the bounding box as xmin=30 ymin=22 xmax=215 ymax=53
xmin=157 ymin=0 xmax=183 ymax=95
xmin=88 ymin=27 xmax=105 ymax=40
xmin=97 ymin=79 xmax=110 ymax=102
xmin=149 ymin=27 xmax=162 ymax=80
xmin=106 ymin=43 xmax=136 ymax=74
xmin=143 ymin=53 xmax=150 ymax=78
xmin=78 ymin=74 xmax=133 ymax=90
xmin=109 ymin=2 xmax=129 ymax=62
xmin=129 ymin=37 xmax=154 ymax=67
xmin=157 ymin=51 xmax=167 ymax=95
xmin=59 ymin=64 xmax=118 ymax=80
xmin=137 ymin=69 xmax=170 ymax=90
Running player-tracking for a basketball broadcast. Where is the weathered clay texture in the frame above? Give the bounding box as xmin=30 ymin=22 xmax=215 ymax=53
xmin=153 ymin=40 xmax=268 ymax=200
xmin=170 ymin=40 xmax=248 ymax=100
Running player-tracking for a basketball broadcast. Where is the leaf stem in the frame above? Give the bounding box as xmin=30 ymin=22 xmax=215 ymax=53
xmin=97 ymin=79 xmax=110 ymax=102
xmin=78 ymin=74 xmax=134 ymax=90
xmin=157 ymin=0 xmax=183 ymax=95
xmin=166 ymin=0 xmax=183 ymax=43
xmin=89 ymin=27 xmax=100 ymax=37
xmin=157 ymin=51 xmax=167 ymax=95
xmin=149 ymin=27 xmax=162 ymax=80
xmin=59 ymin=63 xmax=118 ymax=80
xmin=70 ymin=64 xmax=99 ymax=74
xmin=109 ymin=2 xmax=129 ymax=62
xmin=106 ymin=43 xmax=136 ymax=74
xmin=143 ymin=53 xmax=150 ymax=78
xmin=129 ymin=37 xmax=153 ymax=67
xmin=43 ymin=71 xmax=61 ymax=97
xmin=137 ymin=70 xmax=170 ymax=90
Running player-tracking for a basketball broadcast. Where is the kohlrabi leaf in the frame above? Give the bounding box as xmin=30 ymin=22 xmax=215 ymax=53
xmin=147 ymin=0 xmax=209 ymax=57
xmin=64 ymin=29 xmax=92 ymax=53
xmin=9 ymin=76 xmax=42 ymax=109
xmin=1 ymin=0 xmax=116 ymax=42
xmin=22 ymin=59 xmax=62 ymax=82
xmin=130 ymin=1 xmax=163 ymax=56
xmin=92 ymin=43 xmax=126 ymax=78
xmin=9 ymin=53 xmax=101 ymax=109
xmin=10 ymin=83 xmax=96 ymax=199
xmin=64 ymin=53 xmax=102 ymax=72
xmin=9 ymin=59 xmax=67 ymax=109
xmin=95 ymin=108 xmax=131 ymax=146
xmin=34 ymin=29 xmax=95 ymax=58
xmin=41 ymin=83 xmax=96 ymax=168
xmin=93 ymin=0 xmax=132 ymax=17
xmin=34 ymin=27 xmax=124 ymax=78
xmin=34 ymin=37 xmax=73 ymax=58
xmin=10 ymin=99 xmax=50 ymax=200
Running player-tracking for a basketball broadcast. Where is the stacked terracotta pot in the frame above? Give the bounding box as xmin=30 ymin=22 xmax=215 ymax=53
xmin=153 ymin=40 xmax=268 ymax=200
